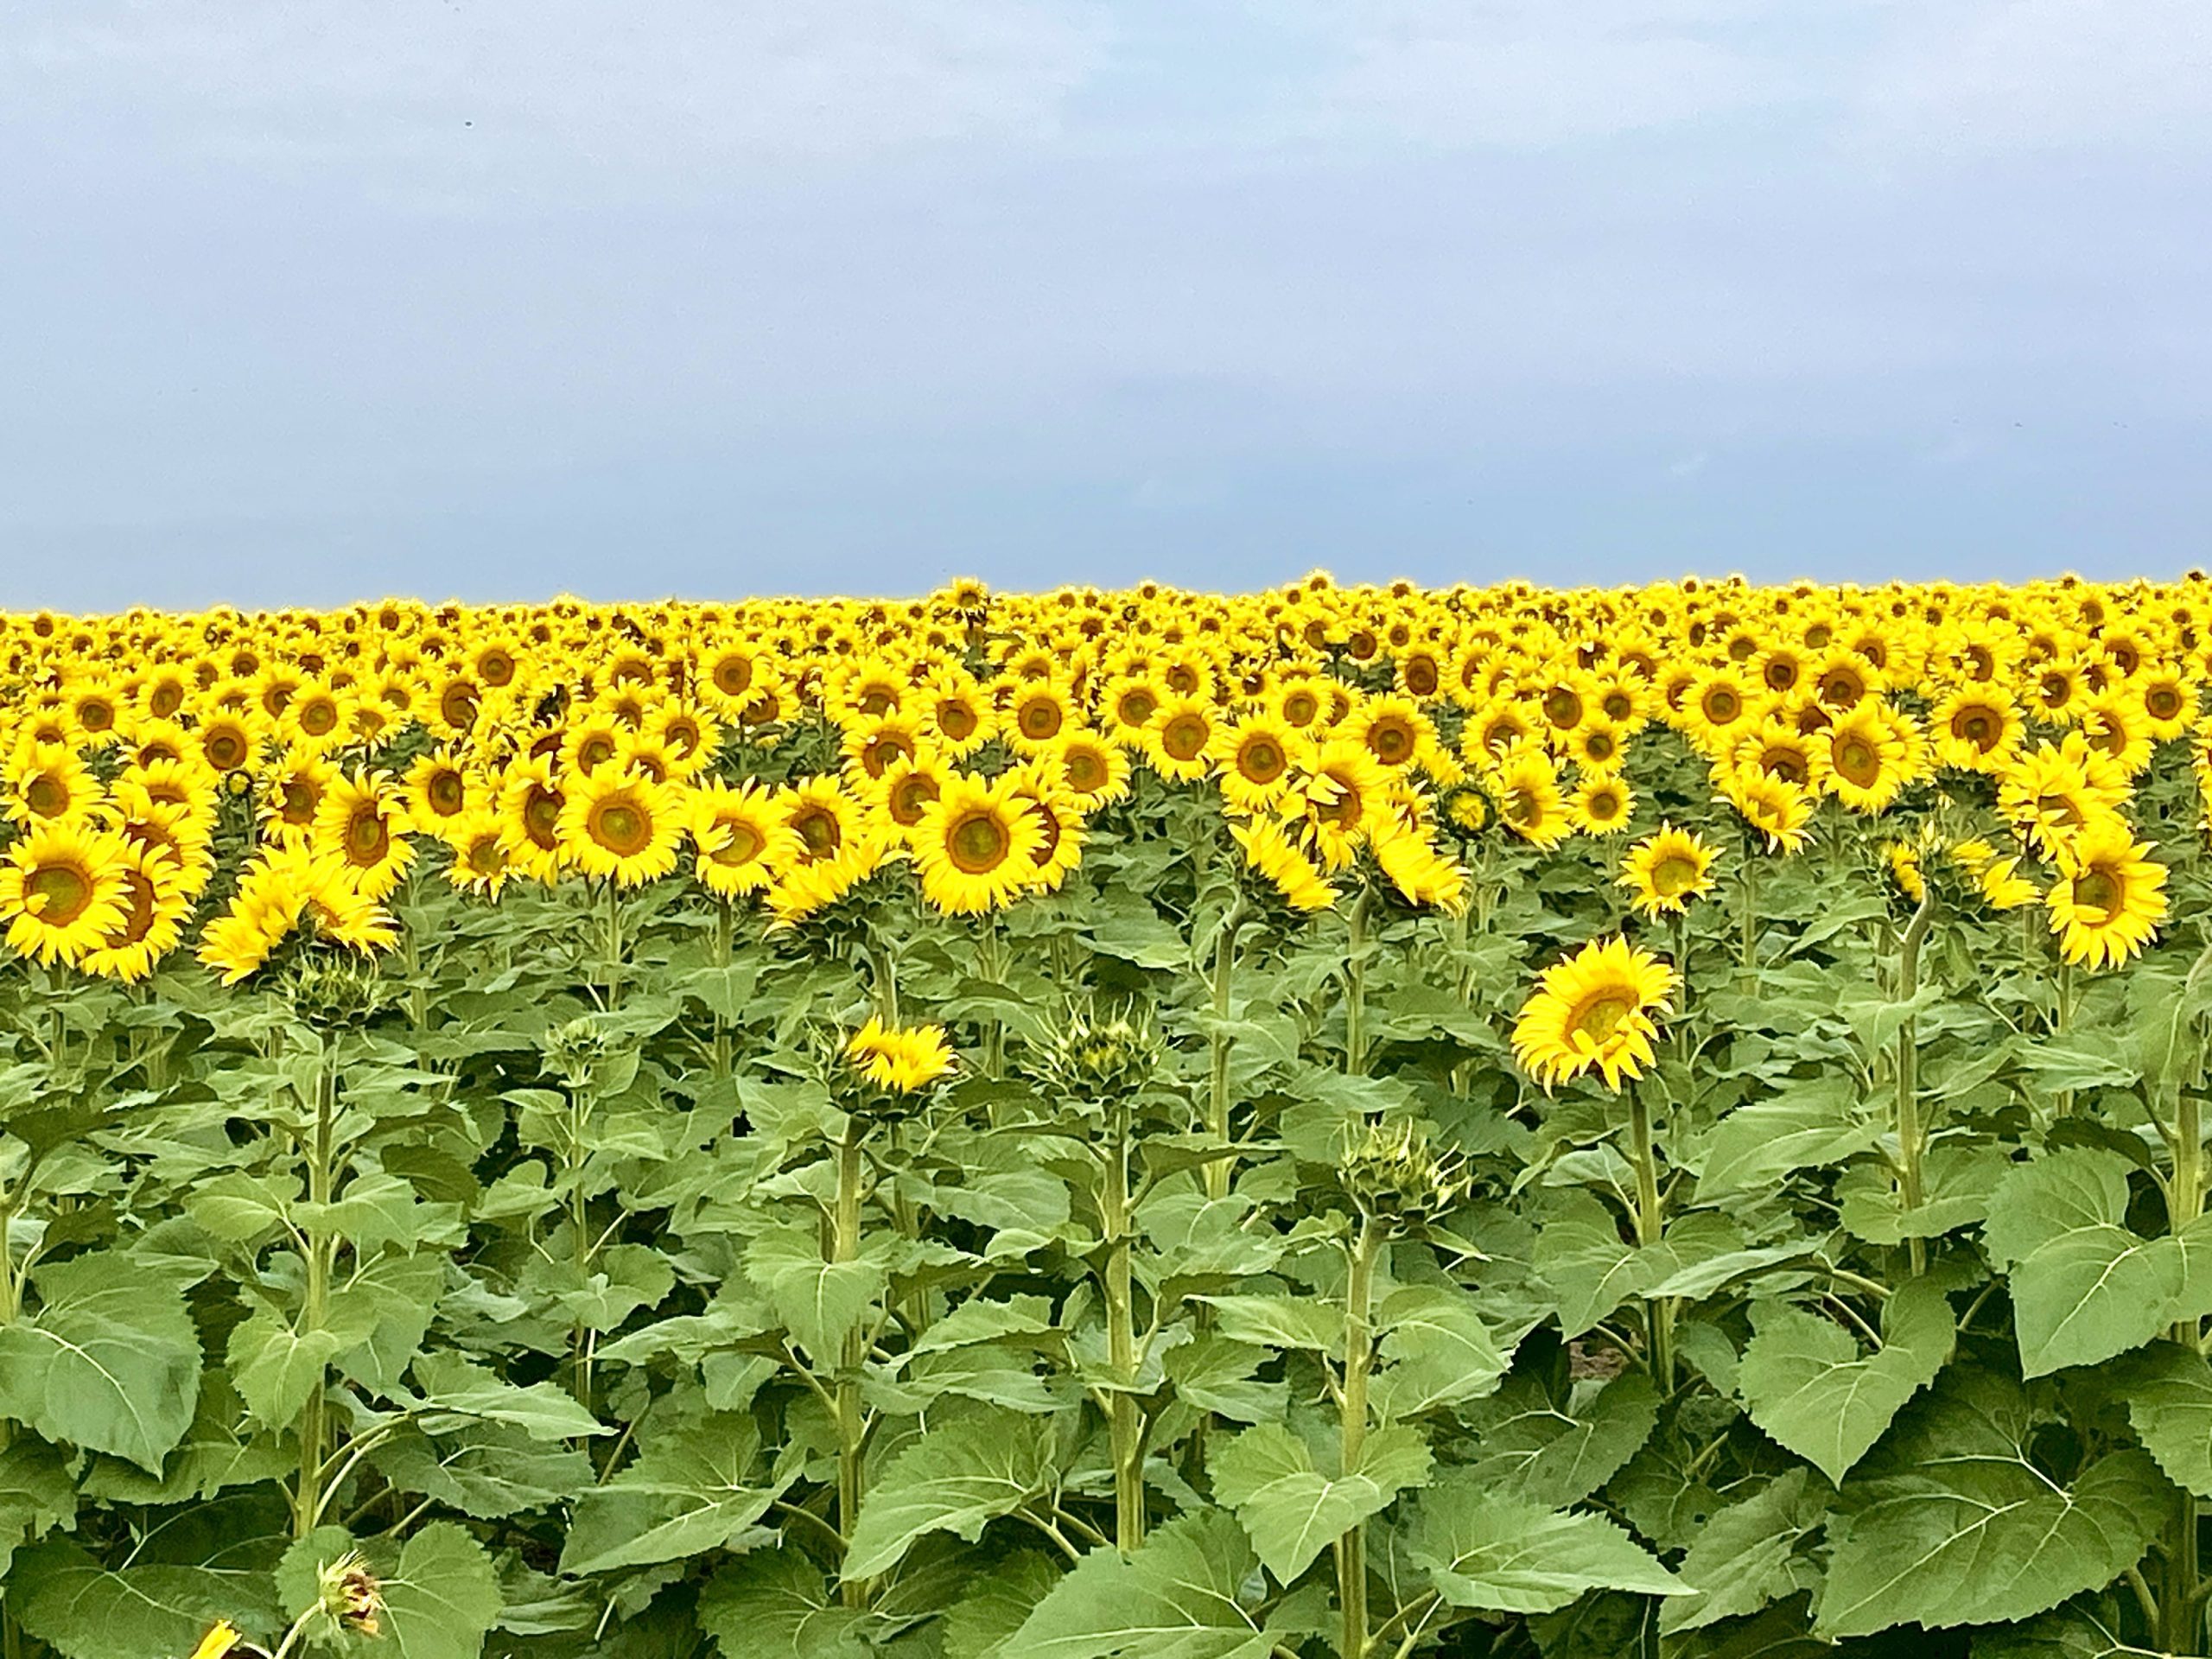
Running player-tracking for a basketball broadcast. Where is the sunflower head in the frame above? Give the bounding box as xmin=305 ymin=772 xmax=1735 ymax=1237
xmin=1338 ymin=1117 xmax=1471 ymax=1232
xmin=1025 ymin=1001 xmax=1162 ymax=1106
xmin=1511 ymin=936 xmax=1677 ymax=1092
xmin=279 ymin=951 xmax=396 ymax=1031
xmin=840 ymin=1016 xmax=957 ymax=1118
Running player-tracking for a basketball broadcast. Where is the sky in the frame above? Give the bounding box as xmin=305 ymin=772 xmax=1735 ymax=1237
xmin=2 ymin=1 xmax=2208 ymax=610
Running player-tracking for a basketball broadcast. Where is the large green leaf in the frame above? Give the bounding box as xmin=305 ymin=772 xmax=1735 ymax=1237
xmin=1401 ymin=1480 xmax=1682 ymax=1615
xmin=410 ymin=1351 xmax=609 ymax=1440
xmin=1983 ymin=1148 xmax=2212 ymax=1376
xmin=1816 ymin=1368 xmax=2166 ymax=1638
xmin=1737 ymin=1276 xmax=1954 ymax=1485
xmin=1210 ymin=1421 xmax=1431 ymax=1584
xmin=0 ymin=1435 xmax=76 ymax=1580
xmin=0 ymin=1250 xmax=201 ymax=1471
xmin=1658 ymin=1469 xmax=1827 ymax=1635
xmin=2113 ymin=1340 xmax=2212 ymax=1497
xmin=560 ymin=1402 xmax=785 ymax=1575
xmin=1459 ymin=1370 xmax=1659 ymax=1506
xmin=841 ymin=1409 xmax=1058 ymax=1580
xmin=1008 ymin=1509 xmax=1281 ymax=1659
xmin=381 ymin=1522 xmax=505 ymax=1659
xmin=1697 ymin=1077 xmax=1877 ymax=1197
xmin=697 ymin=1548 xmax=868 ymax=1658
xmin=743 ymin=1224 xmax=887 ymax=1360
xmin=1369 ymin=1286 xmax=1511 ymax=1418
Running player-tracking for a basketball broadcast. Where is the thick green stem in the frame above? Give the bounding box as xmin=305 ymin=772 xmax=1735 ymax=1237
xmin=865 ymin=938 xmax=900 ymax=1027
xmin=1336 ymin=1218 xmax=1382 ymax=1659
xmin=1626 ymin=1085 xmax=1674 ymax=1394
xmin=1896 ymin=892 xmax=1935 ymax=1277
xmin=1343 ymin=888 xmax=1376 ymax=1076
xmin=1103 ymin=1102 xmax=1145 ymax=1552
xmin=1738 ymin=851 xmax=1759 ymax=985
xmin=1205 ymin=905 xmax=1246 ymax=1201
xmin=835 ymin=1126 xmax=870 ymax=1608
xmin=294 ymin=1050 xmax=339 ymax=1540
xmin=2164 ymin=1484 xmax=2204 ymax=1655
xmin=711 ymin=898 xmax=734 ymax=1081
xmin=601 ymin=879 xmax=625 ymax=1007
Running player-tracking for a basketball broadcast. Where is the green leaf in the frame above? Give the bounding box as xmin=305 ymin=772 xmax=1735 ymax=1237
xmin=411 ymin=1351 xmax=608 ymax=1440
xmin=226 ymin=1306 xmax=343 ymax=1429
xmin=1815 ymin=1368 xmax=2166 ymax=1638
xmin=1402 ymin=1481 xmax=1682 ymax=1614
xmin=0 ymin=1249 xmax=201 ymax=1471
xmin=1534 ymin=1190 xmax=1649 ymax=1338
xmin=382 ymin=1521 xmax=504 ymax=1659
xmin=368 ymin=1421 xmax=594 ymax=1519
xmin=2113 ymin=1340 xmax=2212 ymax=1497
xmin=1983 ymin=1148 xmax=2207 ymax=1376
xmin=1163 ymin=1336 xmax=1287 ymax=1425
xmin=1008 ymin=1509 xmax=1280 ymax=1659
xmin=1658 ymin=1470 xmax=1827 ymax=1634
xmin=1211 ymin=1421 xmax=1431 ymax=1584
xmin=0 ymin=1435 xmax=77 ymax=1580
xmin=744 ymin=1224 xmax=886 ymax=1359
xmin=1697 ymin=1078 xmax=1877 ymax=1197
xmin=699 ymin=1547 xmax=868 ymax=1658
xmin=1737 ymin=1276 xmax=1954 ymax=1484
xmin=1459 ymin=1370 xmax=1659 ymax=1507
xmin=560 ymin=1403 xmax=784 ymax=1575
xmin=1369 ymin=1286 xmax=1510 ymax=1418
xmin=842 ymin=1410 xmax=1058 ymax=1580
xmin=944 ymin=1551 xmax=1065 ymax=1659
xmin=1189 ymin=1294 xmax=1340 ymax=1352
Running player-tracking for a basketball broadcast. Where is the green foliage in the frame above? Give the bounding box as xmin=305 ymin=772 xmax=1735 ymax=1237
xmin=10 ymin=753 xmax=2212 ymax=1659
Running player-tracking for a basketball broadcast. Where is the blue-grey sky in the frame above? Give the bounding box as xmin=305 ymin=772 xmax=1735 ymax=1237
xmin=3 ymin=2 xmax=2208 ymax=609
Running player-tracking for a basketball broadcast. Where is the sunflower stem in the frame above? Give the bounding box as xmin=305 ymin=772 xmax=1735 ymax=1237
xmin=1895 ymin=888 xmax=1936 ymax=1277
xmin=1336 ymin=1217 xmax=1382 ymax=1659
xmin=711 ymin=897 xmax=734 ymax=1081
xmin=1205 ymin=899 xmax=1247 ymax=1201
xmin=1102 ymin=1096 xmax=1146 ymax=1552
xmin=834 ymin=1122 xmax=872 ymax=1608
xmin=292 ymin=1043 xmax=340 ymax=1541
xmin=1343 ymin=887 xmax=1376 ymax=1076
xmin=1626 ymin=1082 xmax=1674 ymax=1394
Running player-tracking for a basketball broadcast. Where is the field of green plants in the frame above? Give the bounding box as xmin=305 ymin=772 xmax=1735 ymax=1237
xmin=4 ymin=578 xmax=2212 ymax=1659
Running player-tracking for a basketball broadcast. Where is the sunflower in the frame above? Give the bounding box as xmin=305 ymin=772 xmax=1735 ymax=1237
xmin=1211 ymin=715 xmax=1299 ymax=813
xmin=1619 ymin=825 xmax=1717 ymax=918
xmin=1570 ymin=772 xmax=1634 ymax=836
xmin=2134 ymin=669 xmax=2197 ymax=740
xmin=781 ymin=777 xmax=861 ymax=868
xmin=1102 ymin=673 xmax=1167 ymax=746
xmin=1231 ymin=815 xmax=1338 ymax=912
xmin=1812 ymin=704 xmax=1912 ymax=813
xmin=1997 ymin=733 xmax=2127 ymax=858
xmin=1491 ymin=747 xmax=1570 ymax=850
xmin=1052 ymin=733 xmax=1132 ymax=807
xmin=1008 ymin=762 xmax=1086 ymax=893
xmin=922 ymin=675 xmax=996 ymax=758
xmin=1719 ymin=766 xmax=1812 ymax=854
xmin=869 ymin=757 xmax=944 ymax=845
xmin=1683 ymin=669 xmax=1760 ymax=752
xmin=844 ymin=1017 xmax=957 ymax=1093
xmin=7 ymin=746 xmax=99 ymax=827
xmin=440 ymin=809 xmax=513 ymax=899
xmin=495 ymin=755 xmax=568 ymax=885
xmin=194 ymin=710 xmax=260 ymax=775
xmin=690 ymin=779 xmax=797 ymax=897
xmin=314 ymin=770 xmax=414 ymax=899
xmin=1143 ymin=695 xmax=1217 ymax=782
xmin=1733 ymin=719 xmax=1816 ymax=786
xmin=1350 ymin=695 xmax=1434 ymax=772
xmin=82 ymin=841 xmax=191 ymax=982
xmin=1370 ymin=822 xmax=1466 ymax=912
xmin=1511 ymin=936 xmax=1677 ymax=1091
xmin=1003 ymin=679 xmax=1074 ymax=755
xmin=913 ymin=773 xmax=1044 ymax=914
xmin=0 ymin=819 xmax=133 ymax=967
xmin=1291 ymin=738 xmax=1392 ymax=868
xmin=2046 ymin=818 xmax=2167 ymax=969
xmin=1930 ymin=686 xmax=2022 ymax=772
xmin=559 ymin=769 xmax=683 ymax=887
xmin=404 ymin=748 xmax=472 ymax=825
xmin=765 ymin=835 xmax=893 ymax=927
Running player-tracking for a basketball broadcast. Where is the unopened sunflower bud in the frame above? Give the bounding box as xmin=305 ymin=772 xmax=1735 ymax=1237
xmin=279 ymin=952 xmax=391 ymax=1029
xmin=1339 ymin=1118 xmax=1471 ymax=1230
xmin=1027 ymin=1003 xmax=1162 ymax=1103
xmin=541 ymin=1014 xmax=612 ymax=1090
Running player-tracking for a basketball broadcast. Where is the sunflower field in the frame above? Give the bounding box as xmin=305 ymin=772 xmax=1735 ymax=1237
xmin=4 ymin=575 xmax=2212 ymax=1659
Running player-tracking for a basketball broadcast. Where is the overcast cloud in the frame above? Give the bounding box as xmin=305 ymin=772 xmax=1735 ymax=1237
xmin=2 ymin=1 xmax=2206 ymax=607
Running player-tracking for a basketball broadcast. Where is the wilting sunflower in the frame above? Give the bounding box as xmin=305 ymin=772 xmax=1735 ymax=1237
xmin=913 ymin=772 xmax=1044 ymax=914
xmin=1619 ymin=825 xmax=1717 ymax=918
xmin=0 ymin=818 xmax=133 ymax=967
xmin=559 ymin=769 xmax=683 ymax=887
xmin=844 ymin=1016 xmax=957 ymax=1094
xmin=2045 ymin=818 xmax=2167 ymax=969
xmin=689 ymin=779 xmax=797 ymax=898
xmin=1512 ymin=936 xmax=1677 ymax=1092
xmin=314 ymin=769 xmax=415 ymax=899
xmin=1231 ymin=815 xmax=1338 ymax=912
